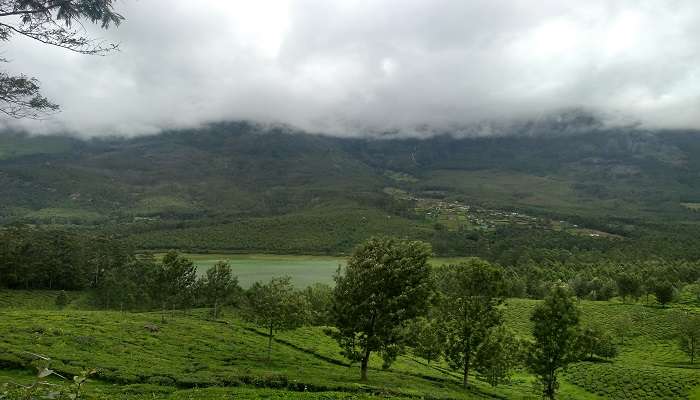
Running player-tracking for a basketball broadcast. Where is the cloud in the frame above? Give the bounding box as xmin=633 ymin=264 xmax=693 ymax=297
xmin=2 ymin=0 xmax=700 ymax=137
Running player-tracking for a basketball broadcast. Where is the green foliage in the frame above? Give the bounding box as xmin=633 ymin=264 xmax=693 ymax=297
xmin=570 ymin=273 xmax=616 ymax=301
xmin=653 ymin=280 xmax=676 ymax=306
xmin=674 ymin=311 xmax=700 ymax=364
xmin=243 ymin=276 xmax=309 ymax=362
xmin=55 ymin=291 xmax=69 ymax=309
xmin=574 ymin=326 xmax=618 ymax=360
xmin=153 ymin=252 xmax=198 ymax=317
xmin=94 ymin=256 xmax=156 ymax=311
xmin=563 ymin=362 xmax=700 ymax=400
xmin=408 ymin=317 xmax=443 ymax=365
xmin=301 ymin=283 xmax=333 ymax=326
xmin=331 ymin=237 xmax=433 ymax=381
xmin=474 ymin=326 xmax=521 ymax=387
xmin=527 ymin=285 xmax=581 ymax=400
xmin=0 ymin=290 xmax=698 ymax=400
xmin=5 ymin=127 xmax=700 ymax=264
xmin=199 ymin=262 xmax=241 ymax=319
xmin=437 ymin=259 xmax=505 ymax=387
xmin=616 ymin=273 xmax=643 ymax=303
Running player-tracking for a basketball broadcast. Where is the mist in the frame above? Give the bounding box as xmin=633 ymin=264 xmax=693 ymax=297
xmin=3 ymin=0 xmax=700 ymax=137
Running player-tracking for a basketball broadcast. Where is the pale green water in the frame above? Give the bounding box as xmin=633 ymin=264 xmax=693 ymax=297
xmin=175 ymin=253 xmax=469 ymax=288
xmin=184 ymin=254 xmax=345 ymax=288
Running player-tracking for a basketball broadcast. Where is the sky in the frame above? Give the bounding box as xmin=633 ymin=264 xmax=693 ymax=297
xmin=2 ymin=0 xmax=700 ymax=137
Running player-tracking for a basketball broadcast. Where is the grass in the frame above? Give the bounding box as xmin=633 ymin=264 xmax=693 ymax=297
xmin=0 ymin=293 xmax=698 ymax=399
xmin=504 ymin=298 xmax=700 ymax=399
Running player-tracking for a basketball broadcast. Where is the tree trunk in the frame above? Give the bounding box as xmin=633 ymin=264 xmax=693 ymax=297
xmin=544 ymin=370 xmax=556 ymax=400
xmin=360 ymin=347 xmax=371 ymax=381
xmin=161 ymin=302 xmax=166 ymax=323
xmin=267 ymin=325 xmax=273 ymax=363
xmin=214 ymin=298 xmax=218 ymax=319
xmin=463 ymin=355 xmax=470 ymax=387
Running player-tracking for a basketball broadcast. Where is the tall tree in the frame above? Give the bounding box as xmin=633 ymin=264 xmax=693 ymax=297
xmin=410 ymin=317 xmax=443 ymax=366
xmin=527 ymin=285 xmax=580 ymax=400
xmin=652 ymin=280 xmax=675 ymax=307
xmin=243 ymin=276 xmax=308 ymax=362
xmin=0 ymin=0 xmax=123 ymax=118
xmin=200 ymin=261 xmax=240 ymax=319
xmin=616 ymin=273 xmax=642 ymax=303
xmin=302 ymin=282 xmax=333 ymax=326
xmin=437 ymin=259 xmax=505 ymax=387
xmin=676 ymin=311 xmax=700 ymax=365
xmin=152 ymin=251 xmax=197 ymax=321
xmin=474 ymin=326 xmax=521 ymax=387
xmin=331 ymin=237 xmax=433 ymax=381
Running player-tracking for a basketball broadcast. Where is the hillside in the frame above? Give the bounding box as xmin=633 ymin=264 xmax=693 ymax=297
xmin=2 ymin=123 xmax=700 ymax=255
xmin=0 ymin=292 xmax=697 ymax=399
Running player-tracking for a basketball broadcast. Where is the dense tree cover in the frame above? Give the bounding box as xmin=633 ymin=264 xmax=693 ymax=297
xmin=331 ymin=237 xmax=433 ymax=381
xmin=0 ymin=226 xmax=131 ymax=290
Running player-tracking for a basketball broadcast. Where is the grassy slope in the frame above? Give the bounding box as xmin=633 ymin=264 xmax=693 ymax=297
xmin=1 ymin=292 xmax=697 ymax=399
xmin=504 ymin=299 xmax=700 ymax=400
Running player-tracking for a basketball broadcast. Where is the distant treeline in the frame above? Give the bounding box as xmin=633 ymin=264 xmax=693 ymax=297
xmin=1 ymin=226 xmax=699 ymax=307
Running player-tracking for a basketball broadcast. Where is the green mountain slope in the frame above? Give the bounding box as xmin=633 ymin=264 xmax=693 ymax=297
xmin=1 ymin=122 xmax=700 ymax=254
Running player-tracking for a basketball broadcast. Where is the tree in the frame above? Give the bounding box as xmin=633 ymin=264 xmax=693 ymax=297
xmin=474 ymin=326 xmax=521 ymax=387
xmin=653 ymin=280 xmax=675 ymax=307
xmin=574 ymin=326 xmax=618 ymax=360
xmin=331 ymin=237 xmax=433 ymax=381
xmin=613 ymin=314 xmax=634 ymax=345
xmin=152 ymin=251 xmax=197 ymax=322
xmin=200 ymin=261 xmax=240 ymax=319
xmin=302 ymin=283 xmax=333 ymax=326
xmin=527 ymin=285 xmax=580 ymax=400
xmin=691 ymin=282 xmax=700 ymax=303
xmin=95 ymin=256 xmax=156 ymax=311
xmin=676 ymin=311 xmax=700 ymax=364
xmin=616 ymin=273 xmax=642 ymax=303
xmin=0 ymin=0 xmax=123 ymax=119
xmin=410 ymin=317 xmax=443 ymax=366
xmin=243 ymin=276 xmax=308 ymax=362
xmin=55 ymin=290 xmax=68 ymax=309
xmin=438 ymin=259 xmax=505 ymax=387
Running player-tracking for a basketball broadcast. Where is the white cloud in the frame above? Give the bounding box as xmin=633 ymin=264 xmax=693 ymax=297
xmin=1 ymin=0 xmax=699 ymax=137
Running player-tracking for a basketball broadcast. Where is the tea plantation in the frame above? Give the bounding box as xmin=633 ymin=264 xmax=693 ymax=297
xmin=0 ymin=291 xmax=697 ymax=399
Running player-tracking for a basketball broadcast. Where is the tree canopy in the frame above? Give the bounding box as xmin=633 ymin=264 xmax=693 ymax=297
xmin=527 ymin=285 xmax=581 ymax=400
xmin=331 ymin=236 xmax=433 ymax=381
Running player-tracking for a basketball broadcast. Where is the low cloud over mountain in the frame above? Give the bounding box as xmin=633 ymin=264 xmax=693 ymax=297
xmin=4 ymin=0 xmax=700 ymax=137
